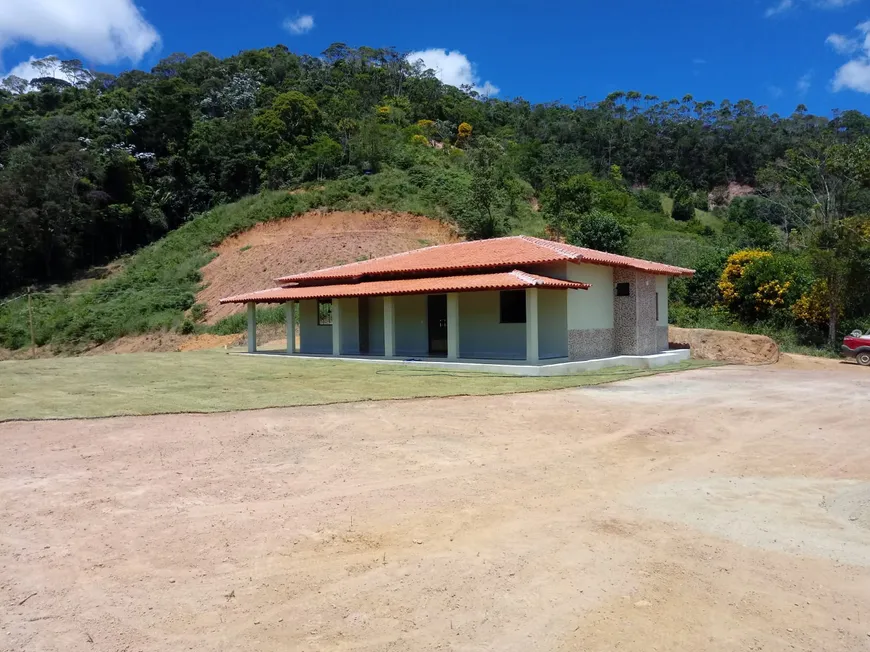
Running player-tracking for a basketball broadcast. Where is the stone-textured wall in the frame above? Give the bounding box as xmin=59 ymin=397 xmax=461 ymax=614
xmin=612 ymin=269 xmax=660 ymax=355
xmin=635 ymin=273 xmax=658 ymax=355
xmin=657 ymin=325 xmax=669 ymax=353
xmin=613 ymin=268 xmax=637 ymax=355
xmin=568 ymin=328 xmax=615 ymax=360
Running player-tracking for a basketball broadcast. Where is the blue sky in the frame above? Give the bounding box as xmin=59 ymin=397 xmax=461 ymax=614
xmin=3 ymin=0 xmax=870 ymax=115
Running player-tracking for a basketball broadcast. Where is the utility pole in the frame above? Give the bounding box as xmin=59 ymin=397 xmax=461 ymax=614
xmin=27 ymin=287 xmax=36 ymax=358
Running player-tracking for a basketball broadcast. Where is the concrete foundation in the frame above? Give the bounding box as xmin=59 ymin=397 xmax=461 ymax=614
xmin=234 ymin=348 xmax=691 ymax=377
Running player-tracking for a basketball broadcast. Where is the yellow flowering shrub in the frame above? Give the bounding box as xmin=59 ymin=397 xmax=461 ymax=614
xmin=457 ymin=122 xmax=473 ymax=143
xmin=754 ymin=280 xmax=791 ymax=311
xmin=718 ymin=250 xmax=772 ymax=309
xmin=792 ymin=280 xmax=840 ymax=326
xmin=410 ymin=134 xmax=428 ymax=146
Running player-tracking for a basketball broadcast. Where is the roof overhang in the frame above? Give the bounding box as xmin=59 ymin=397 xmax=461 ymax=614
xmin=221 ymin=270 xmax=590 ymax=305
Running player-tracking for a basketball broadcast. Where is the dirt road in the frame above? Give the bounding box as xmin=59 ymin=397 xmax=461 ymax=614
xmin=1 ymin=363 xmax=869 ymax=651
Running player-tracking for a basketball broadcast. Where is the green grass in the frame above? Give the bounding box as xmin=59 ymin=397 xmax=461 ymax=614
xmin=660 ymin=196 xmax=724 ymax=232
xmin=0 ymin=351 xmax=714 ymax=421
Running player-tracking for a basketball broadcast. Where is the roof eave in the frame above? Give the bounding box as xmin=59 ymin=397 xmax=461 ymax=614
xmin=273 ymin=253 xmax=583 ymax=286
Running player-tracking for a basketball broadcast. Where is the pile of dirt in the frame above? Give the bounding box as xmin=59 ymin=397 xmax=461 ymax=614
xmin=197 ymin=210 xmax=459 ymax=324
xmin=669 ymin=326 xmax=779 ymax=364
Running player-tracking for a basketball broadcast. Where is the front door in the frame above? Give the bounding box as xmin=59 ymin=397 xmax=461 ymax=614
xmin=427 ymin=294 xmax=448 ymax=356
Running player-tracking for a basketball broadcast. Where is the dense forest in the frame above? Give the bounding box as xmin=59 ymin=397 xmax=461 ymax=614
xmin=1 ymin=44 xmax=870 ymax=352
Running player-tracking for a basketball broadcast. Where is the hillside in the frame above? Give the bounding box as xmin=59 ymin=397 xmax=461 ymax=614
xmin=199 ymin=210 xmax=457 ymax=323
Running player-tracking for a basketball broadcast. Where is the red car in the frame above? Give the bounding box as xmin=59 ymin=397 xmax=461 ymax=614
xmin=842 ymin=330 xmax=870 ymax=366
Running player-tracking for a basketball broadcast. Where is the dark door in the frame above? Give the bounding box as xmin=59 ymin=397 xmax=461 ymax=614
xmin=427 ymin=294 xmax=448 ymax=356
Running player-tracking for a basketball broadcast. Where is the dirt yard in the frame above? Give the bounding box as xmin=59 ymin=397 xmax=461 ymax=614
xmin=1 ymin=364 xmax=869 ymax=651
xmin=198 ymin=211 xmax=458 ymax=323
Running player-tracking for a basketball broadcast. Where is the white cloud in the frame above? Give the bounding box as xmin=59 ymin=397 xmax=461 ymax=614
xmin=0 ymin=0 xmax=160 ymax=65
xmin=766 ymin=0 xmax=857 ymax=16
xmin=768 ymin=84 xmax=784 ymax=98
xmin=797 ymin=70 xmax=813 ymax=95
xmin=830 ymin=21 xmax=870 ymax=92
xmin=765 ymin=0 xmax=794 ymax=17
xmin=826 ymin=32 xmax=860 ymax=54
xmin=6 ymin=55 xmax=67 ymax=81
xmin=283 ymin=15 xmax=314 ymax=35
xmin=692 ymin=58 xmax=707 ymax=65
xmin=833 ymin=59 xmax=870 ymax=91
xmin=406 ymin=48 xmax=499 ymax=96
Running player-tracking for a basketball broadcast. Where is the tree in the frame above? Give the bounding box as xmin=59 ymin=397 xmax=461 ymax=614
xmin=671 ymin=185 xmax=695 ymax=221
xmin=567 ymin=209 xmax=629 ymax=254
xmin=1 ymin=75 xmax=28 ymax=95
xmin=457 ymin=122 xmax=472 ymax=146
xmin=541 ymin=174 xmax=596 ymax=235
xmin=457 ymin=136 xmax=507 ymax=239
xmin=272 ymin=91 xmax=320 ymax=142
xmin=304 ymin=135 xmax=342 ymax=181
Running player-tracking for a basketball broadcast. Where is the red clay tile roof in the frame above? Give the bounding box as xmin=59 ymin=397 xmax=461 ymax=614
xmin=221 ymin=270 xmax=589 ymax=304
xmin=275 ymin=235 xmax=693 ymax=285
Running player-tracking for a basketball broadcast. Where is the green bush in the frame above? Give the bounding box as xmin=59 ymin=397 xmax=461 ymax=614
xmin=680 ymin=250 xmax=729 ymax=308
xmin=567 ymin=210 xmax=630 ymax=254
xmin=671 ymin=186 xmax=695 ymax=221
xmin=650 ymin=170 xmax=685 ymax=195
xmin=189 ymin=303 xmax=207 ymax=322
xmin=635 ymin=189 xmax=663 ymax=214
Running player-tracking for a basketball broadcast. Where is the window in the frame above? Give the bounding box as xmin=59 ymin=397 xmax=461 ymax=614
xmin=655 ymin=292 xmax=659 ymax=321
xmin=500 ymin=290 xmax=526 ymax=324
xmin=317 ymin=299 xmax=333 ymax=326
xmin=615 ymin=282 xmax=630 ymax=297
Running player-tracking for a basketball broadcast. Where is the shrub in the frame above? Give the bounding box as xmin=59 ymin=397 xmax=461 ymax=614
xmin=718 ymin=250 xmax=772 ymax=311
xmin=635 ymin=189 xmax=663 ymax=214
xmin=566 ymin=210 xmax=630 ymax=255
xmin=671 ymin=186 xmax=695 ymax=221
xmin=682 ymin=251 xmax=729 ymax=309
xmin=728 ymin=195 xmax=787 ymax=226
xmin=189 ymin=303 xmax=207 ymax=322
xmin=720 ymin=250 xmax=809 ymax=322
xmin=722 ymin=219 xmax=780 ymax=251
xmin=792 ymin=280 xmax=840 ymax=327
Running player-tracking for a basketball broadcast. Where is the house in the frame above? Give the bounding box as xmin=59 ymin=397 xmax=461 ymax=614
xmin=220 ymin=235 xmax=694 ymax=366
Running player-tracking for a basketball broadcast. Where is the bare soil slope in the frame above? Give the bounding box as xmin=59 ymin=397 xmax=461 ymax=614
xmin=669 ymin=325 xmax=780 ymax=364
xmin=197 ymin=210 xmax=458 ymax=323
xmin=2 ymin=366 xmax=870 ymax=651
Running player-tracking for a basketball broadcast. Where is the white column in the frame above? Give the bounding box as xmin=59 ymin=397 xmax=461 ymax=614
xmin=331 ymin=299 xmax=342 ymax=356
xmin=246 ymin=302 xmax=257 ymax=353
xmin=526 ymin=288 xmax=539 ymax=364
xmin=383 ymin=296 xmax=396 ymax=358
xmin=447 ymin=292 xmax=459 ymax=361
xmin=285 ymin=301 xmax=297 ymax=354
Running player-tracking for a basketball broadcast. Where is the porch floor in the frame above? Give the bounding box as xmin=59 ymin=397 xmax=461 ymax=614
xmin=233 ymin=349 xmax=691 ymax=377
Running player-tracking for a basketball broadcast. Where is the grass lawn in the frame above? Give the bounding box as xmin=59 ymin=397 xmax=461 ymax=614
xmin=0 ymin=351 xmax=714 ymax=421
